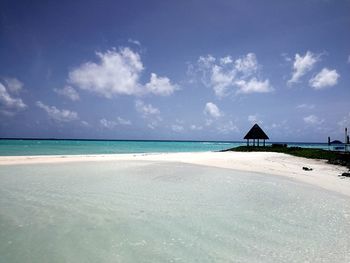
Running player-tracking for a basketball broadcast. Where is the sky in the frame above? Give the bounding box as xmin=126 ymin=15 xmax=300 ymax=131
xmin=0 ymin=0 xmax=349 ymax=142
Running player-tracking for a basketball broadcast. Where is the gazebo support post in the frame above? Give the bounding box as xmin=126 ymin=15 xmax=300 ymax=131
xmin=263 ymin=139 xmax=265 ymax=147
xmin=247 ymin=139 xmax=249 ymax=146
xmin=257 ymin=139 xmax=259 ymax=147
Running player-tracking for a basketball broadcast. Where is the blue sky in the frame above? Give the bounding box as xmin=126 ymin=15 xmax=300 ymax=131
xmin=0 ymin=0 xmax=349 ymax=142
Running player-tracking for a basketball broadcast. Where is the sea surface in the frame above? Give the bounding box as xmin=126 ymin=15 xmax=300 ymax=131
xmin=0 ymin=139 xmax=329 ymax=156
xmin=0 ymin=161 xmax=349 ymax=262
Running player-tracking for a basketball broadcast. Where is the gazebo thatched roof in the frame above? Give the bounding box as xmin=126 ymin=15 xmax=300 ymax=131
xmin=244 ymin=124 xmax=269 ymax=140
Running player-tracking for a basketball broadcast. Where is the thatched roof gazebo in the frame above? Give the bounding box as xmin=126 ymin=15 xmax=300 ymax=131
xmin=244 ymin=123 xmax=269 ymax=146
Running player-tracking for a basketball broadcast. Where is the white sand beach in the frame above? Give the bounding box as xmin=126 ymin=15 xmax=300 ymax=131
xmin=1 ymin=151 xmax=349 ymax=197
xmin=1 ymin=151 xmax=350 ymax=262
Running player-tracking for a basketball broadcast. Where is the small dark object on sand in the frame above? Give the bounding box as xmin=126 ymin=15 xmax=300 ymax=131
xmin=302 ymin=167 xmax=313 ymax=171
xmin=341 ymin=172 xmax=350 ymax=177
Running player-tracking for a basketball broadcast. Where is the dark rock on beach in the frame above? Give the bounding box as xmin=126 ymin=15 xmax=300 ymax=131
xmin=341 ymin=172 xmax=350 ymax=177
xmin=302 ymin=167 xmax=313 ymax=171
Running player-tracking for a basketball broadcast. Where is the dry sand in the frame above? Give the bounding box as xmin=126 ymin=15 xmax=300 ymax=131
xmin=0 ymin=151 xmax=349 ymax=197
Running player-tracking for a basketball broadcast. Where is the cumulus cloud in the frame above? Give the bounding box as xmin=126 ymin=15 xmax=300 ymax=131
xmin=69 ymin=48 xmax=143 ymax=98
xmin=190 ymin=124 xmax=203 ymax=131
xmin=135 ymin=100 xmax=160 ymax=116
xmin=217 ymin=121 xmax=239 ymax=134
xmin=288 ymin=51 xmax=320 ymax=85
xmin=36 ymin=101 xmax=78 ymax=122
xmin=220 ymin=56 xmax=233 ymax=65
xmin=68 ymin=47 xmax=177 ymax=98
xmin=171 ymin=124 xmax=184 ymax=132
xmin=100 ymin=118 xmax=117 ymax=129
xmin=234 ymin=53 xmax=258 ymax=76
xmin=235 ymin=78 xmax=272 ymax=94
xmin=204 ymin=102 xmax=222 ymax=118
xmin=145 ymin=73 xmax=178 ymax=96
xmin=135 ymin=100 xmax=161 ymax=129
xmin=100 ymin=117 xmax=131 ymax=129
xmin=81 ymin=120 xmax=90 ymax=127
xmin=0 ymin=82 xmax=26 ymax=111
xmin=128 ymin=39 xmax=141 ymax=46
xmin=54 ymin=86 xmax=80 ymax=101
xmin=210 ymin=64 xmax=235 ymax=97
xmin=191 ymin=53 xmax=272 ymax=97
xmin=247 ymin=115 xmax=261 ymax=125
xmin=303 ymin=114 xmax=324 ymax=125
xmin=3 ymin=78 xmax=23 ymax=93
xmin=116 ymin=117 xmax=132 ymax=125
xmin=296 ymin=104 xmax=315 ymax=110
xmin=309 ymin=68 xmax=339 ymax=89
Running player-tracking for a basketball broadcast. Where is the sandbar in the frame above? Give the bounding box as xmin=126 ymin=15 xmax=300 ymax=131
xmin=0 ymin=151 xmax=349 ymax=197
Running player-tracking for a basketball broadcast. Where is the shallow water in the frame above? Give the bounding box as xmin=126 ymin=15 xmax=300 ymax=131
xmin=0 ymin=139 xmax=329 ymax=156
xmin=0 ymin=161 xmax=349 ymax=262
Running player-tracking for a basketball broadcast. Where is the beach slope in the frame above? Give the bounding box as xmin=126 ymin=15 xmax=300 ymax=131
xmin=0 ymin=151 xmax=349 ymax=196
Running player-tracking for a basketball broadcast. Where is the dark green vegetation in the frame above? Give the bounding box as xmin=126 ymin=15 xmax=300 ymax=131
xmin=223 ymin=145 xmax=350 ymax=171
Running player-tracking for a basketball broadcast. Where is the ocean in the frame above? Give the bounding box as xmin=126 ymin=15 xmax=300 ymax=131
xmin=0 ymin=139 xmax=329 ymax=156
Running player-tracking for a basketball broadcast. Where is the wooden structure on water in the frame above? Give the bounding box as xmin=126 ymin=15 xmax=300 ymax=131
xmin=244 ymin=123 xmax=269 ymax=147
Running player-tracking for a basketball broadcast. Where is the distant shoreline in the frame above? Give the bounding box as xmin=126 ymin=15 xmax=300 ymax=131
xmin=0 ymin=138 xmax=327 ymax=144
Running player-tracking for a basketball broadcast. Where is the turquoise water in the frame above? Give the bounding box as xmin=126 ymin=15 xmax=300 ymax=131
xmin=0 ymin=139 xmax=329 ymax=156
xmin=0 ymin=161 xmax=349 ymax=262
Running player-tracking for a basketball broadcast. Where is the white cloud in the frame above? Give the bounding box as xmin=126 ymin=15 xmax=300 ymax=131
xmin=198 ymin=54 xmax=216 ymax=68
xmin=248 ymin=115 xmax=257 ymax=123
xmin=309 ymin=68 xmax=339 ymax=89
xmin=217 ymin=121 xmax=239 ymax=134
xmin=296 ymin=104 xmax=315 ymax=110
xmin=81 ymin=121 xmax=90 ymax=127
xmin=288 ymin=51 xmax=320 ymax=85
xmin=128 ymin=39 xmax=141 ymax=46
xmin=171 ymin=124 xmax=184 ymax=132
xmin=100 ymin=118 xmax=117 ymax=129
xmin=0 ymin=109 xmax=16 ymax=117
xmin=234 ymin=53 xmax=258 ymax=76
xmin=135 ymin=100 xmax=160 ymax=116
xmin=248 ymin=115 xmax=264 ymax=125
xmin=190 ymin=124 xmax=203 ymax=131
xmin=205 ymin=119 xmax=213 ymax=126
xmin=192 ymin=53 xmax=272 ymax=97
xmin=210 ymin=65 xmax=235 ymax=97
xmin=204 ymin=102 xmax=222 ymax=118
xmin=54 ymin=86 xmax=80 ymax=101
xmin=303 ymin=114 xmax=324 ymax=125
xmin=220 ymin=56 xmax=233 ymax=65
xmin=117 ymin=117 xmax=132 ymax=126
xmin=135 ymin=100 xmax=161 ymax=129
xmin=100 ymin=117 xmax=131 ymax=128
xmin=68 ymin=47 xmax=177 ymax=98
xmin=281 ymin=53 xmax=292 ymax=62
xmin=69 ymin=48 xmax=144 ymax=98
xmin=36 ymin=101 xmax=78 ymax=122
xmin=3 ymin=78 xmax=23 ymax=93
xmin=0 ymin=83 xmax=26 ymax=110
xmin=145 ymin=73 xmax=178 ymax=96
xmin=235 ymin=78 xmax=273 ymax=94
